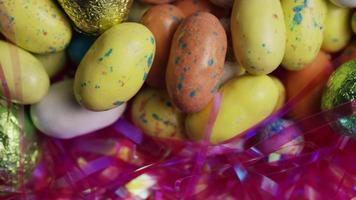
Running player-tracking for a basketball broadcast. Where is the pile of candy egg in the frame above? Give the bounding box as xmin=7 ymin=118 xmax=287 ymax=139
xmin=0 ymin=0 xmax=355 ymax=190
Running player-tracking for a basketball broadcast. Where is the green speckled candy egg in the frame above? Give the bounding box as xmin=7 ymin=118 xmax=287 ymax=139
xmin=281 ymin=0 xmax=327 ymax=70
xmin=131 ymin=88 xmax=186 ymax=140
xmin=74 ymin=23 xmax=156 ymax=111
xmin=0 ymin=0 xmax=72 ymax=54
xmin=321 ymin=60 xmax=356 ymax=136
xmin=231 ymin=0 xmax=286 ymax=75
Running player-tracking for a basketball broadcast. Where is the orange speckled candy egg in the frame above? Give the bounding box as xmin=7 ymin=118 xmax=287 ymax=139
xmin=166 ymin=12 xmax=227 ymax=113
xmin=141 ymin=0 xmax=177 ymax=4
xmin=285 ymin=51 xmax=333 ymax=119
xmin=142 ymin=4 xmax=184 ymax=88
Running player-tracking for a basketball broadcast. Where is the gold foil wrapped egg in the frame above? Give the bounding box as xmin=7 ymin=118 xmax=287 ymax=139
xmin=58 ymin=0 xmax=133 ymax=35
xmin=0 ymin=100 xmax=39 ymax=195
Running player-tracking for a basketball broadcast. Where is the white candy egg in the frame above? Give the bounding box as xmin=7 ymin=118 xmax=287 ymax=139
xmin=31 ymin=80 xmax=126 ymax=139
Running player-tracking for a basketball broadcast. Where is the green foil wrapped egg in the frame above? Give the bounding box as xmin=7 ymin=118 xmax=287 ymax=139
xmin=58 ymin=0 xmax=133 ymax=35
xmin=321 ymin=60 xmax=356 ymax=136
xmin=0 ymin=100 xmax=39 ymax=195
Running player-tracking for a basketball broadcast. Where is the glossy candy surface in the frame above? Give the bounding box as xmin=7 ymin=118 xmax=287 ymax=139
xmin=281 ymin=0 xmax=327 ymax=70
xmin=0 ymin=0 xmax=72 ymax=54
xmin=166 ymin=12 xmax=227 ymax=113
xmin=74 ymin=23 xmax=156 ymax=111
xmin=131 ymin=88 xmax=186 ymax=140
xmin=142 ymin=4 xmax=184 ymax=88
xmin=0 ymin=41 xmax=49 ymax=105
xmin=31 ymin=80 xmax=126 ymax=139
xmin=231 ymin=0 xmax=286 ymax=74
xmin=322 ymin=1 xmax=352 ymax=53
xmin=186 ymin=75 xmax=279 ymax=144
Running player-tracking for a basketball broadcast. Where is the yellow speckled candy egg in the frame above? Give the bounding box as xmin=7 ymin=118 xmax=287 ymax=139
xmin=131 ymin=88 xmax=186 ymax=140
xmin=0 ymin=0 xmax=72 ymax=54
xmin=74 ymin=23 xmax=156 ymax=111
xmin=322 ymin=1 xmax=352 ymax=53
xmin=0 ymin=40 xmax=50 ymax=104
xmin=186 ymin=75 xmax=279 ymax=144
xmin=34 ymin=51 xmax=66 ymax=78
xmin=281 ymin=0 xmax=327 ymax=70
xmin=231 ymin=0 xmax=286 ymax=75
xmin=271 ymin=76 xmax=286 ymax=111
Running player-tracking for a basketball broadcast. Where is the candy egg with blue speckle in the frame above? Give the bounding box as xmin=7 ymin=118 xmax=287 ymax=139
xmin=0 ymin=0 xmax=72 ymax=54
xmin=281 ymin=0 xmax=327 ymax=70
xmin=74 ymin=23 xmax=156 ymax=111
xmin=131 ymin=88 xmax=186 ymax=140
xmin=166 ymin=12 xmax=227 ymax=113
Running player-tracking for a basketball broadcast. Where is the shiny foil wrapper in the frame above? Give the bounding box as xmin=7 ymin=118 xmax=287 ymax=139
xmin=322 ymin=62 xmax=356 ymax=136
xmin=58 ymin=0 xmax=133 ymax=35
xmin=0 ymin=101 xmax=39 ymax=195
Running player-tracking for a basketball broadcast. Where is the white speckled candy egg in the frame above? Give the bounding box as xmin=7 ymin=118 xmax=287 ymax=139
xmin=30 ymin=80 xmax=126 ymax=139
xmin=330 ymin=0 xmax=356 ymax=7
xmin=74 ymin=23 xmax=155 ymax=111
xmin=0 ymin=0 xmax=72 ymax=54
